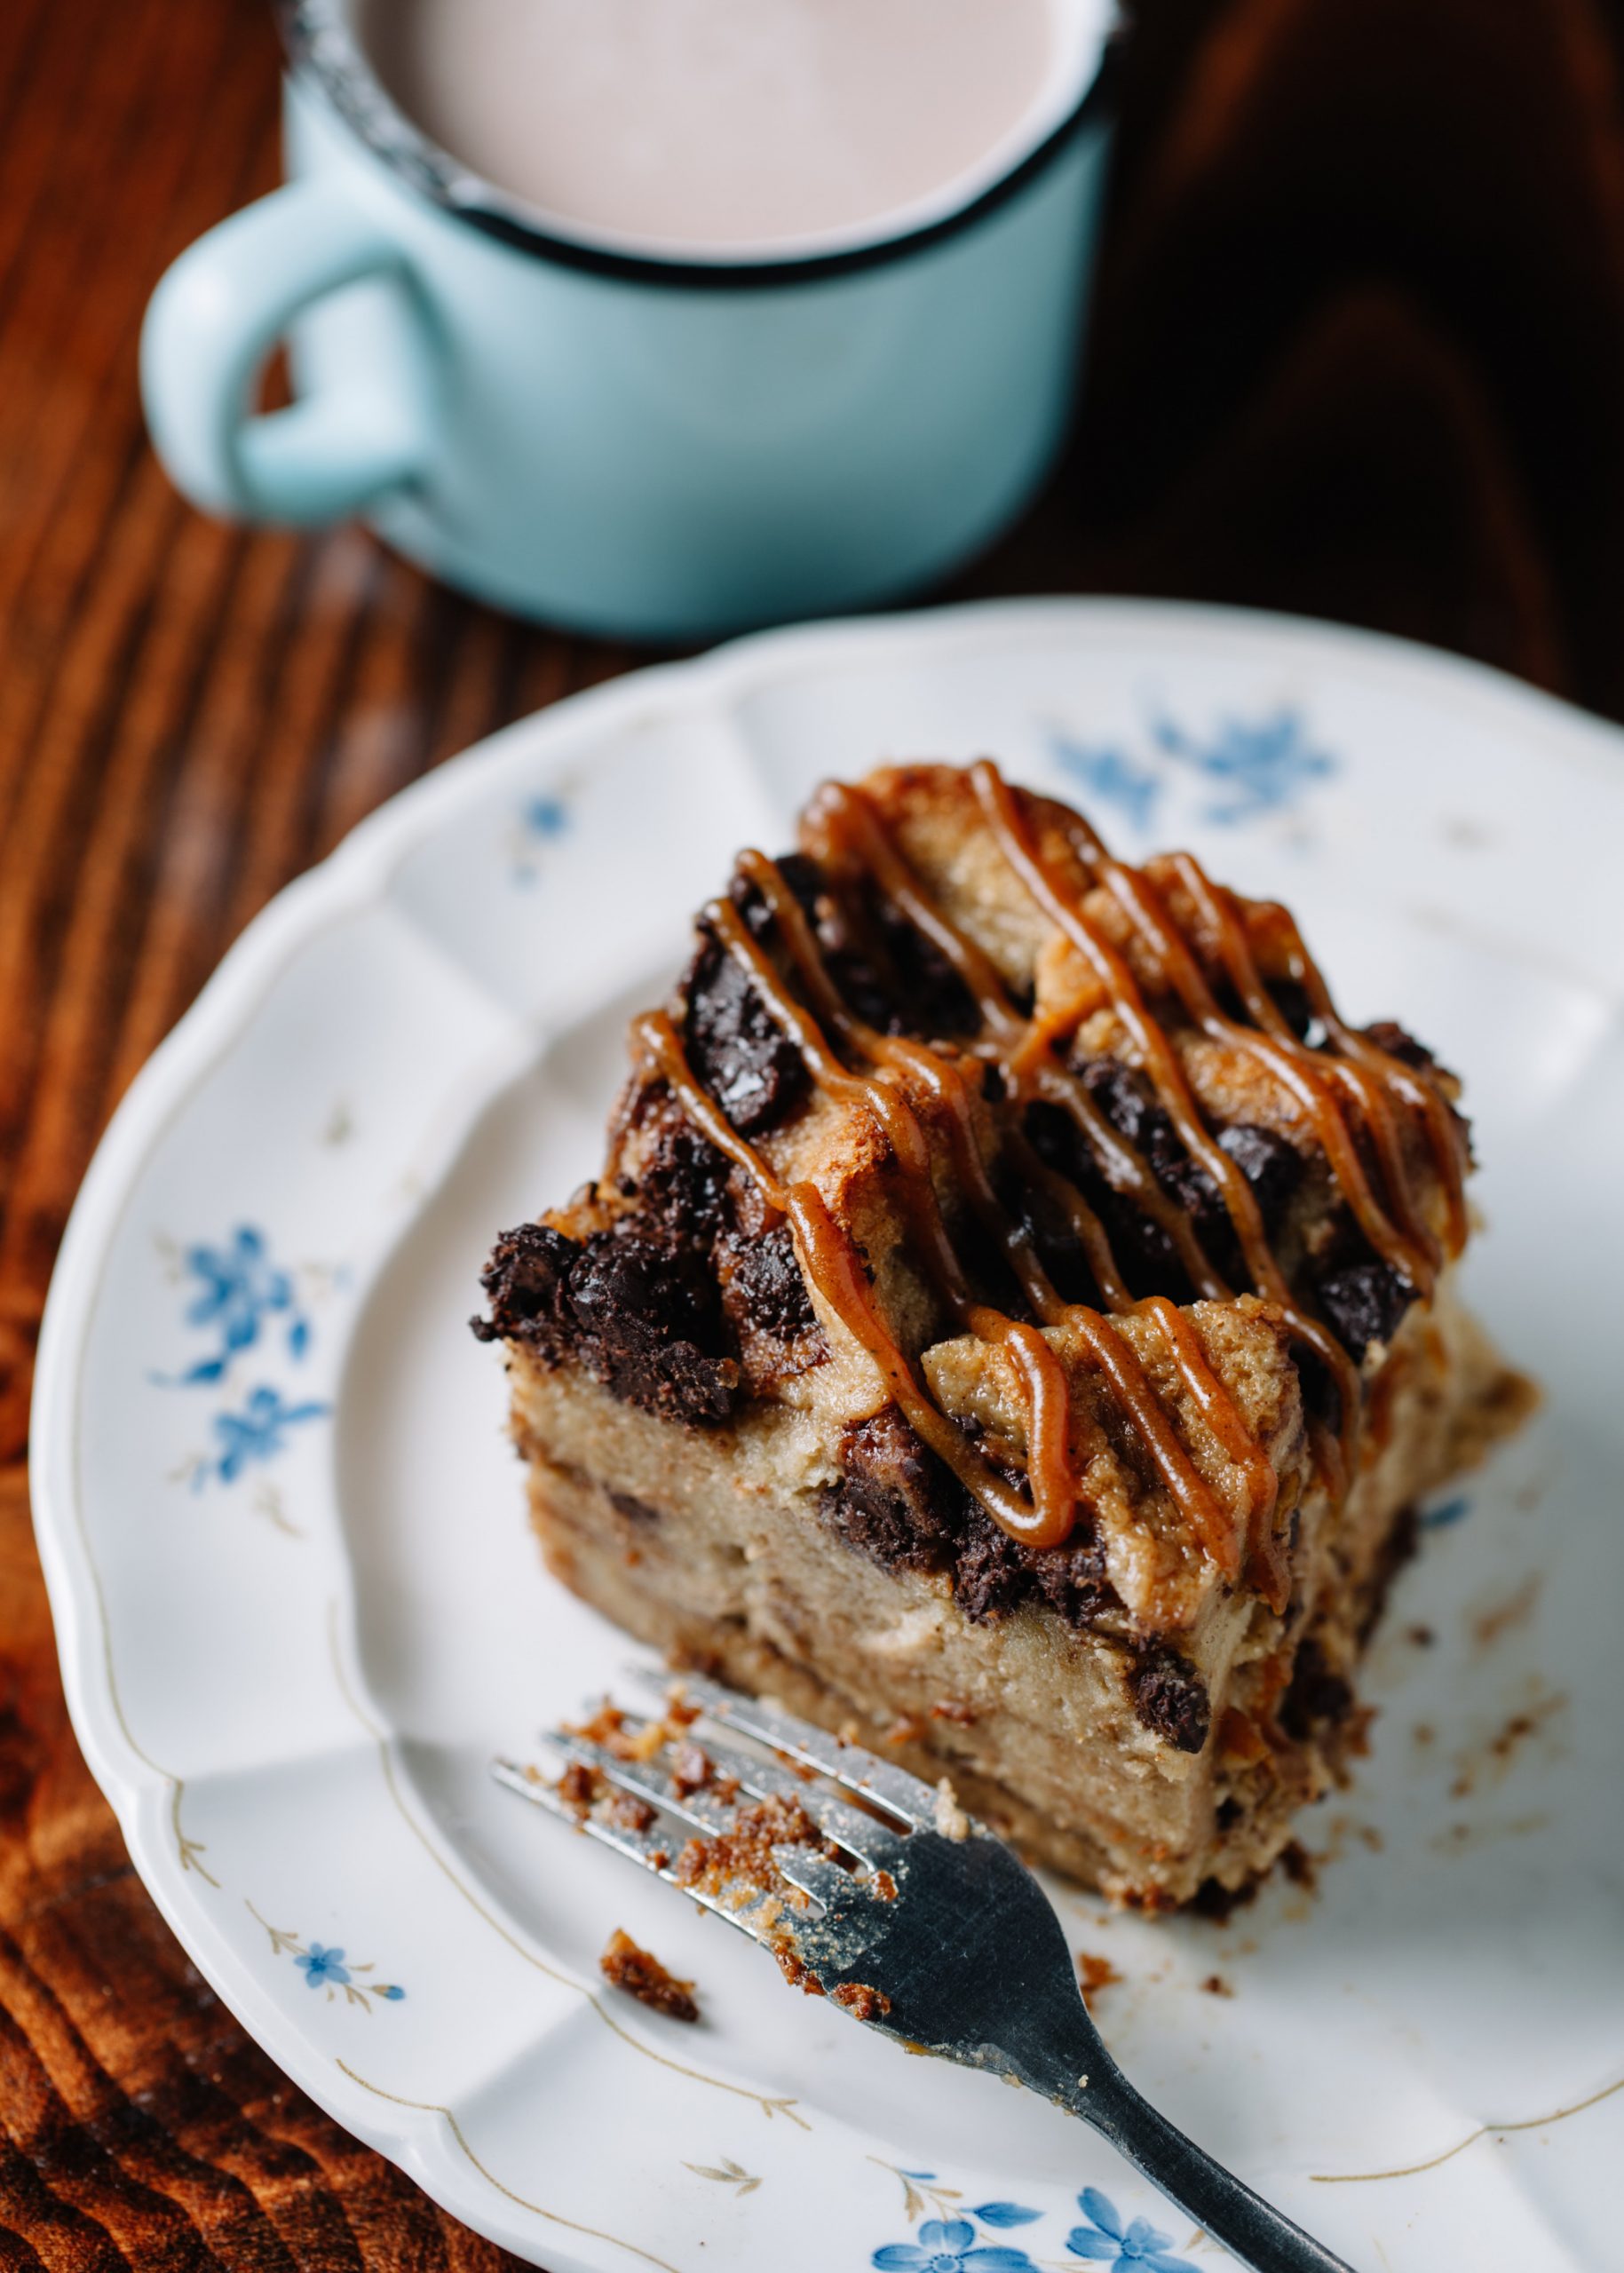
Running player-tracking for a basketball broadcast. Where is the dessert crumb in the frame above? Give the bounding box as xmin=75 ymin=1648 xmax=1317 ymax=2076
xmin=1406 ymin=1623 xmax=1436 ymax=1647
xmin=1200 ymin=1973 xmax=1233 ymax=1998
xmin=1279 ymin=1840 xmax=1318 ymax=1891
xmin=557 ymin=1760 xmax=603 ymax=1815
xmin=599 ymin=1928 xmax=698 ymax=2023
xmin=933 ymin=1778 xmax=971 ymax=1841
xmin=1076 ymin=1951 xmax=1121 ymax=2007
xmin=832 ymin=1981 xmax=892 ymax=2020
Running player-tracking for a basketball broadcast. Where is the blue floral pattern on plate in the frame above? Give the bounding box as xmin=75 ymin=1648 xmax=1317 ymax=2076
xmin=1050 ymin=705 xmax=1336 ymax=834
xmin=870 ymin=2174 xmax=1198 ymax=2273
xmin=872 ymin=2217 xmax=1036 ymax=2272
xmin=250 ymin=1905 xmax=406 ymax=2010
xmin=1066 ymin=2186 xmax=1194 ymax=2269
xmin=154 ymin=1224 xmax=313 ymax=1385
xmin=194 ymin=1384 xmax=330 ymax=1488
xmin=511 ymin=787 xmax=573 ymax=885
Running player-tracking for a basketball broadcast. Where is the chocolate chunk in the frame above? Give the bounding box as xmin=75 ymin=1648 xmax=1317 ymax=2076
xmin=1078 ymin=1056 xmax=1160 ymax=1152
xmin=822 ymin=1408 xmax=959 ymax=1575
xmin=1270 ymin=979 xmax=1323 ymax=1043
xmin=639 ymin=1097 xmax=734 ymax=1243
xmin=475 ymin=1216 xmax=739 ymax=1426
xmin=683 ymin=931 xmax=807 ymax=1136
xmin=1217 ymin=1121 xmax=1303 ymax=1230
xmin=1277 ymin=1637 xmax=1353 ymax=1741
xmin=723 ymin=1224 xmax=819 ymax=1344
xmin=1129 ymin=1646 xmax=1211 ymax=1754
xmin=1025 ymin=1095 xmax=1194 ymax=1302
xmin=866 ymin=887 xmax=979 ymax=1039
xmin=822 ymin=1406 xmax=1121 ymax=1631
xmin=1002 ymin=1172 xmax=1098 ymax=1308
xmin=954 ymin=1509 xmax=1115 ymax=1628
xmin=1316 ymin=1256 xmax=1414 ymax=1359
xmin=1079 ymin=1059 xmax=1226 ymax=1228
xmin=1191 ymin=1875 xmax=1256 ymax=1921
xmin=1361 ymin=1018 xmax=1438 ymax=1073
xmin=608 ymin=1487 xmax=661 ymax=1525
xmin=471 ymin=1221 xmax=578 ymax=1346
xmin=566 ymin=1220 xmax=740 ymax=1422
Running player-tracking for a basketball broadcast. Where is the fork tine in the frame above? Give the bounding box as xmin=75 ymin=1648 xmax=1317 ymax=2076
xmin=489 ymin=1757 xmax=784 ymax=1939
xmin=551 ymin=1728 xmax=739 ymax=1837
xmin=771 ymin=1847 xmax=863 ymax=1911
xmin=558 ymin=1711 xmax=898 ymax=1868
xmin=665 ymin=1726 xmax=902 ymax=1865
xmin=635 ymin=1667 xmax=940 ymax=1830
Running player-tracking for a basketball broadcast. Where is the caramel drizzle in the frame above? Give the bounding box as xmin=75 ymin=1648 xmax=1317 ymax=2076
xmin=636 ymin=764 xmax=1465 ymax=1605
xmin=807 ymin=782 xmax=1232 ymax=1303
xmin=632 ymin=1008 xmax=1081 ymax=1548
xmin=969 ymin=760 xmax=1365 ymax=1484
xmin=725 ymin=855 xmax=1235 ymax=1575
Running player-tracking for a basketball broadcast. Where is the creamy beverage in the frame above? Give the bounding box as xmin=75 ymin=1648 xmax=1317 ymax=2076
xmin=357 ymin=0 xmax=1058 ymax=253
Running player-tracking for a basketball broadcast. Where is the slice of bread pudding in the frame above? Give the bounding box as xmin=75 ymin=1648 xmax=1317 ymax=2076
xmin=474 ymin=761 xmax=1532 ymax=1907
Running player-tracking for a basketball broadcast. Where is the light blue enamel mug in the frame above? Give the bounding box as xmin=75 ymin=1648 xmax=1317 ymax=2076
xmin=141 ymin=0 xmax=1120 ymax=640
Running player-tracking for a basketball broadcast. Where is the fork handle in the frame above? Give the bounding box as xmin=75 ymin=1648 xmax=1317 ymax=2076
xmin=1064 ymin=2063 xmax=1355 ymax=2273
xmin=1052 ymin=2061 xmax=1358 ymax=2272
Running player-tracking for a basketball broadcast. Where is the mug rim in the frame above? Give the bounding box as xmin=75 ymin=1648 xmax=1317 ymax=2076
xmin=276 ymin=0 xmax=1121 ymax=290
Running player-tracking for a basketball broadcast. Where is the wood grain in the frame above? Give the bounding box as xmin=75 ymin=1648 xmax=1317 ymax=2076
xmin=4 ymin=0 xmax=1624 ymax=2263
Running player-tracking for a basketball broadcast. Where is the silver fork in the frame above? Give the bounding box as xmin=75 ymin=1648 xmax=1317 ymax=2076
xmin=493 ymin=1667 xmax=1356 ymax=2273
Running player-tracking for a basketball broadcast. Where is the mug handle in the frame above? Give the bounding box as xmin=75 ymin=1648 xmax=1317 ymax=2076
xmin=140 ymin=178 xmax=437 ymax=526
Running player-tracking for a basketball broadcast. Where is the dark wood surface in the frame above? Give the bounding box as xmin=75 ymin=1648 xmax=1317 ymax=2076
xmin=4 ymin=0 xmax=1623 ymax=2263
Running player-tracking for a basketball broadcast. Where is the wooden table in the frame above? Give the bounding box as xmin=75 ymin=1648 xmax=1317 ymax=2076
xmin=4 ymin=0 xmax=1622 ymax=2262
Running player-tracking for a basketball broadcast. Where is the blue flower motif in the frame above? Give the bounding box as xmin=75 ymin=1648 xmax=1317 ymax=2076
xmin=1066 ymin=2187 xmax=1192 ymax=2269
xmin=297 ymin=1943 xmax=351 ymax=1989
xmin=1420 ymin=1494 xmax=1471 ymax=1530
xmin=201 ymin=1384 xmax=329 ymax=1486
xmin=512 ymin=791 xmax=573 ymax=885
xmin=873 ymin=2217 xmax=1037 ymax=2273
xmin=523 ymin=794 xmax=569 ymax=838
xmin=1050 ymin=733 xmax=1163 ymax=832
xmin=1151 ymin=706 xmax=1336 ymax=825
xmin=159 ymin=1226 xmax=310 ymax=1384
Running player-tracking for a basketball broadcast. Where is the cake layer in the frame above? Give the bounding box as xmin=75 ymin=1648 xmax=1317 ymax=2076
xmin=510 ymin=1271 xmax=1520 ymax=1905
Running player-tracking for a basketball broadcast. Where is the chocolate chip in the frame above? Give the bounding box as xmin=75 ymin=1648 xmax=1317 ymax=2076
xmin=1277 ymin=1638 xmax=1353 ymax=1741
xmin=822 ymin=1408 xmax=959 ymax=1576
xmin=1129 ymin=1646 xmax=1211 ymax=1754
xmin=476 ymin=1216 xmax=740 ymax=1426
xmin=471 ymin=1221 xmax=579 ymax=1346
xmin=820 ymin=1407 xmax=1120 ymax=1632
xmin=607 ymin=1488 xmax=662 ymax=1525
xmin=683 ymin=931 xmax=807 ymax=1136
xmin=1079 ymin=1056 xmax=1158 ymax=1150
xmin=954 ymin=1508 xmax=1115 ymax=1628
xmin=639 ymin=1097 xmax=734 ymax=1243
xmin=1217 ymin=1121 xmax=1303 ymax=1230
xmin=566 ymin=1220 xmax=739 ymax=1422
xmin=1316 ymin=1256 xmax=1414 ymax=1359
xmin=1361 ymin=1018 xmax=1438 ymax=1073
xmin=1270 ymin=979 xmax=1322 ymax=1042
xmin=722 ymin=1224 xmax=819 ymax=1345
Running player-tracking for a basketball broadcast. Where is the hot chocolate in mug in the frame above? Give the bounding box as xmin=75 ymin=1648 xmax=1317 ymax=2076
xmin=141 ymin=0 xmax=1119 ymax=639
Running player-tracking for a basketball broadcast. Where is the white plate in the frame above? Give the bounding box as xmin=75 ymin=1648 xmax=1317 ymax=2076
xmin=32 ymin=600 xmax=1624 ymax=2273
